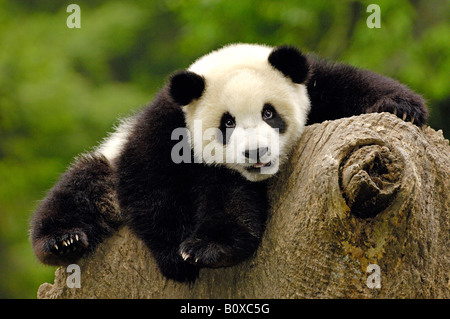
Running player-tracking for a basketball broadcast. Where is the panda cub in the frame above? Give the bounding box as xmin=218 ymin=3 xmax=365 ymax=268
xmin=30 ymin=43 xmax=427 ymax=282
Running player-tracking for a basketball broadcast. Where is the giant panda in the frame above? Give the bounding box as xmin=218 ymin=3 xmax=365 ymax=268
xmin=30 ymin=43 xmax=427 ymax=282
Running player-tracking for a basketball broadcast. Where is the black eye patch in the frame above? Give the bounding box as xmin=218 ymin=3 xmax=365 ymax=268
xmin=218 ymin=112 xmax=235 ymax=144
xmin=262 ymin=103 xmax=287 ymax=134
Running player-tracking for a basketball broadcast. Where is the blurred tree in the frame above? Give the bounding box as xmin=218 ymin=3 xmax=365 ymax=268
xmin=0 ymin=0 xmax=448 ymax=298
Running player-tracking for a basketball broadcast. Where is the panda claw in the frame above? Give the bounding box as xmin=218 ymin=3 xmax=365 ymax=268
xmin=54 ymin=244 xmax=59 ymax=250
xmin=181 ymin=251 xmax=190 ymax=261
xmin=402 ymin=112 xmax=407 ymax=121
xmin=75 ymin=234 xmax=79 ymax=241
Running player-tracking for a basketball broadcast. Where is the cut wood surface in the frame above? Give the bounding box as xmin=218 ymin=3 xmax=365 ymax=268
xmin=38 ymin=113 xmax=450 ymax=299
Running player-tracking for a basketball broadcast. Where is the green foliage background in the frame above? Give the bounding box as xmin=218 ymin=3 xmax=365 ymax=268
xmin=0 ymin=0 xmax=448 ymax=298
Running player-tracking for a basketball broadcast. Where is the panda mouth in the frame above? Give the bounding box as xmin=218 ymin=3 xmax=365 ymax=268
xmin=245 ymin=162 xmax=272 ymax=171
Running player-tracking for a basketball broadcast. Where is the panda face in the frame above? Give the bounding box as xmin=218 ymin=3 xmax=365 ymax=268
xmin=169 ymin=44 xmax=311 ymax=181
xmin=216 ymin=101 xmax=288 ymax=181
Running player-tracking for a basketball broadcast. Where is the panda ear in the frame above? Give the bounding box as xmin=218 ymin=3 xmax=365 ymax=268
xmin=169 ymin=71 xmax=205 ymax=106
xmin=268 ymin=45 xmax=310 ymax=84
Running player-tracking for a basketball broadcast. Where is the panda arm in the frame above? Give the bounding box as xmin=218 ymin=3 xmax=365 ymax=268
xmin=30 ymin=153 xmax=121 ymax=266
xmin=116 ymin=91 xmax=201 ymax=282
xmin=30 ymin=116 xmax=139 ymax=266
xmin=305 ymin=55 xmax=428 ymax=126
xmin=179 ymin=170 xmax=268 ymax=268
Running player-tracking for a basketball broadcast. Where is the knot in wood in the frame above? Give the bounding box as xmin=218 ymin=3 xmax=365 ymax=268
xmin=340 ymin=144 xmax=402 ymax=218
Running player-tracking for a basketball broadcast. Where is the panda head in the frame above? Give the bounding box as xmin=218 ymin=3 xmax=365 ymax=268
xmin=169 ymin=44 xmax=311 ymax=182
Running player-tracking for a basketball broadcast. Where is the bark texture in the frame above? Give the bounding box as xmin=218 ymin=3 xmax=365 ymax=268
xmin=38 ymin=113 xmax=450 ymax=299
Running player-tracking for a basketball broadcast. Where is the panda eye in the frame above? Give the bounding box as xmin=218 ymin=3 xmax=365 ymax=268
xmin=225 ymin=118 xmax=235 ymax=128
xmin=263 ymin=109 xmax=273 ymax=120
xmin=220 ymin=112 xmax=236 ymax=132
xmin=262 ymin=104 xmax=276 ymax=120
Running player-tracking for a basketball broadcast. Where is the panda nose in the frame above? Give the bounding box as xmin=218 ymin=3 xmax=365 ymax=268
xmin=243 ymin=147 xmax=269 ymax=161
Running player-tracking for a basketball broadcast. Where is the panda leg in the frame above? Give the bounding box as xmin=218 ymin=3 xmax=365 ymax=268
xmin=151 ymin=246 xmax=200 ymax=283
xmin=179 ymin=182 xmax=268 ymax=269
xmin=367 ymin=94 xmax=427 ymax=126
xmin=30 ymin=154 xmax=121 ymax=266
xmin=179 ymin=181 xmax=268 ymax=268
xmin=179 ymin=218 xmax=264 ymax=268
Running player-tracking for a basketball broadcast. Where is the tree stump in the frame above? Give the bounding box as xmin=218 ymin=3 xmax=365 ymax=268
xmin=37 ymin=113 xmax=450 ymax=299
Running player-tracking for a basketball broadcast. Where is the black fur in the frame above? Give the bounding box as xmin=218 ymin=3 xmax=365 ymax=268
xmin=115 ymin=88 xmax=268 ymax=282
xmin=304 ymin=54 xmax=428 ymax=125
xmin=169 ymin=70 xmax=205 ymax=106
xmin=30 ymin=154 xmax=121 ymax=266
xmin=268 ymin=45 xmax=310 ymax=84
xmin=262 ymin=103 xmax=287 ymax=133
xmin=269 ymin=46 xmax=427 ymax=125
xmin=30 ymin=44 xmax=428 ymax=283
xmin=218 ymin=112 xmax=235 ymax=145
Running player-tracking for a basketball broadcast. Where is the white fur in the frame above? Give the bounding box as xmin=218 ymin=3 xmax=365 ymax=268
xmin=188 ymin=43 xmax=273 ymax=79
xmin=94 ymin=44 xmax=311 ymax=182
xmin=183 ymin=43 xmax=311 ymax=181
xmin=95 ymin=116 xmax=137 ymax=164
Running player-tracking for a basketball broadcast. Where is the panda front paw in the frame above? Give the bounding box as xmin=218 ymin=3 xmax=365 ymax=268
xmin=159 ymin=258 xmax=199 ymax=283
xmin=370 ymin=95 xmax=427 ymax=126
xmin=179 ymin=238 xmax=233 ymax=268
xmin=33 ymin=229 xmax=89 ymax=265
xmin=48 ymin=231 xmax=88 ymax=255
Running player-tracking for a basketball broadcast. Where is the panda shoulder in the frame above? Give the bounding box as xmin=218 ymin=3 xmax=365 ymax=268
xmin=94 ymin=115 xmax=139 ymax=163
